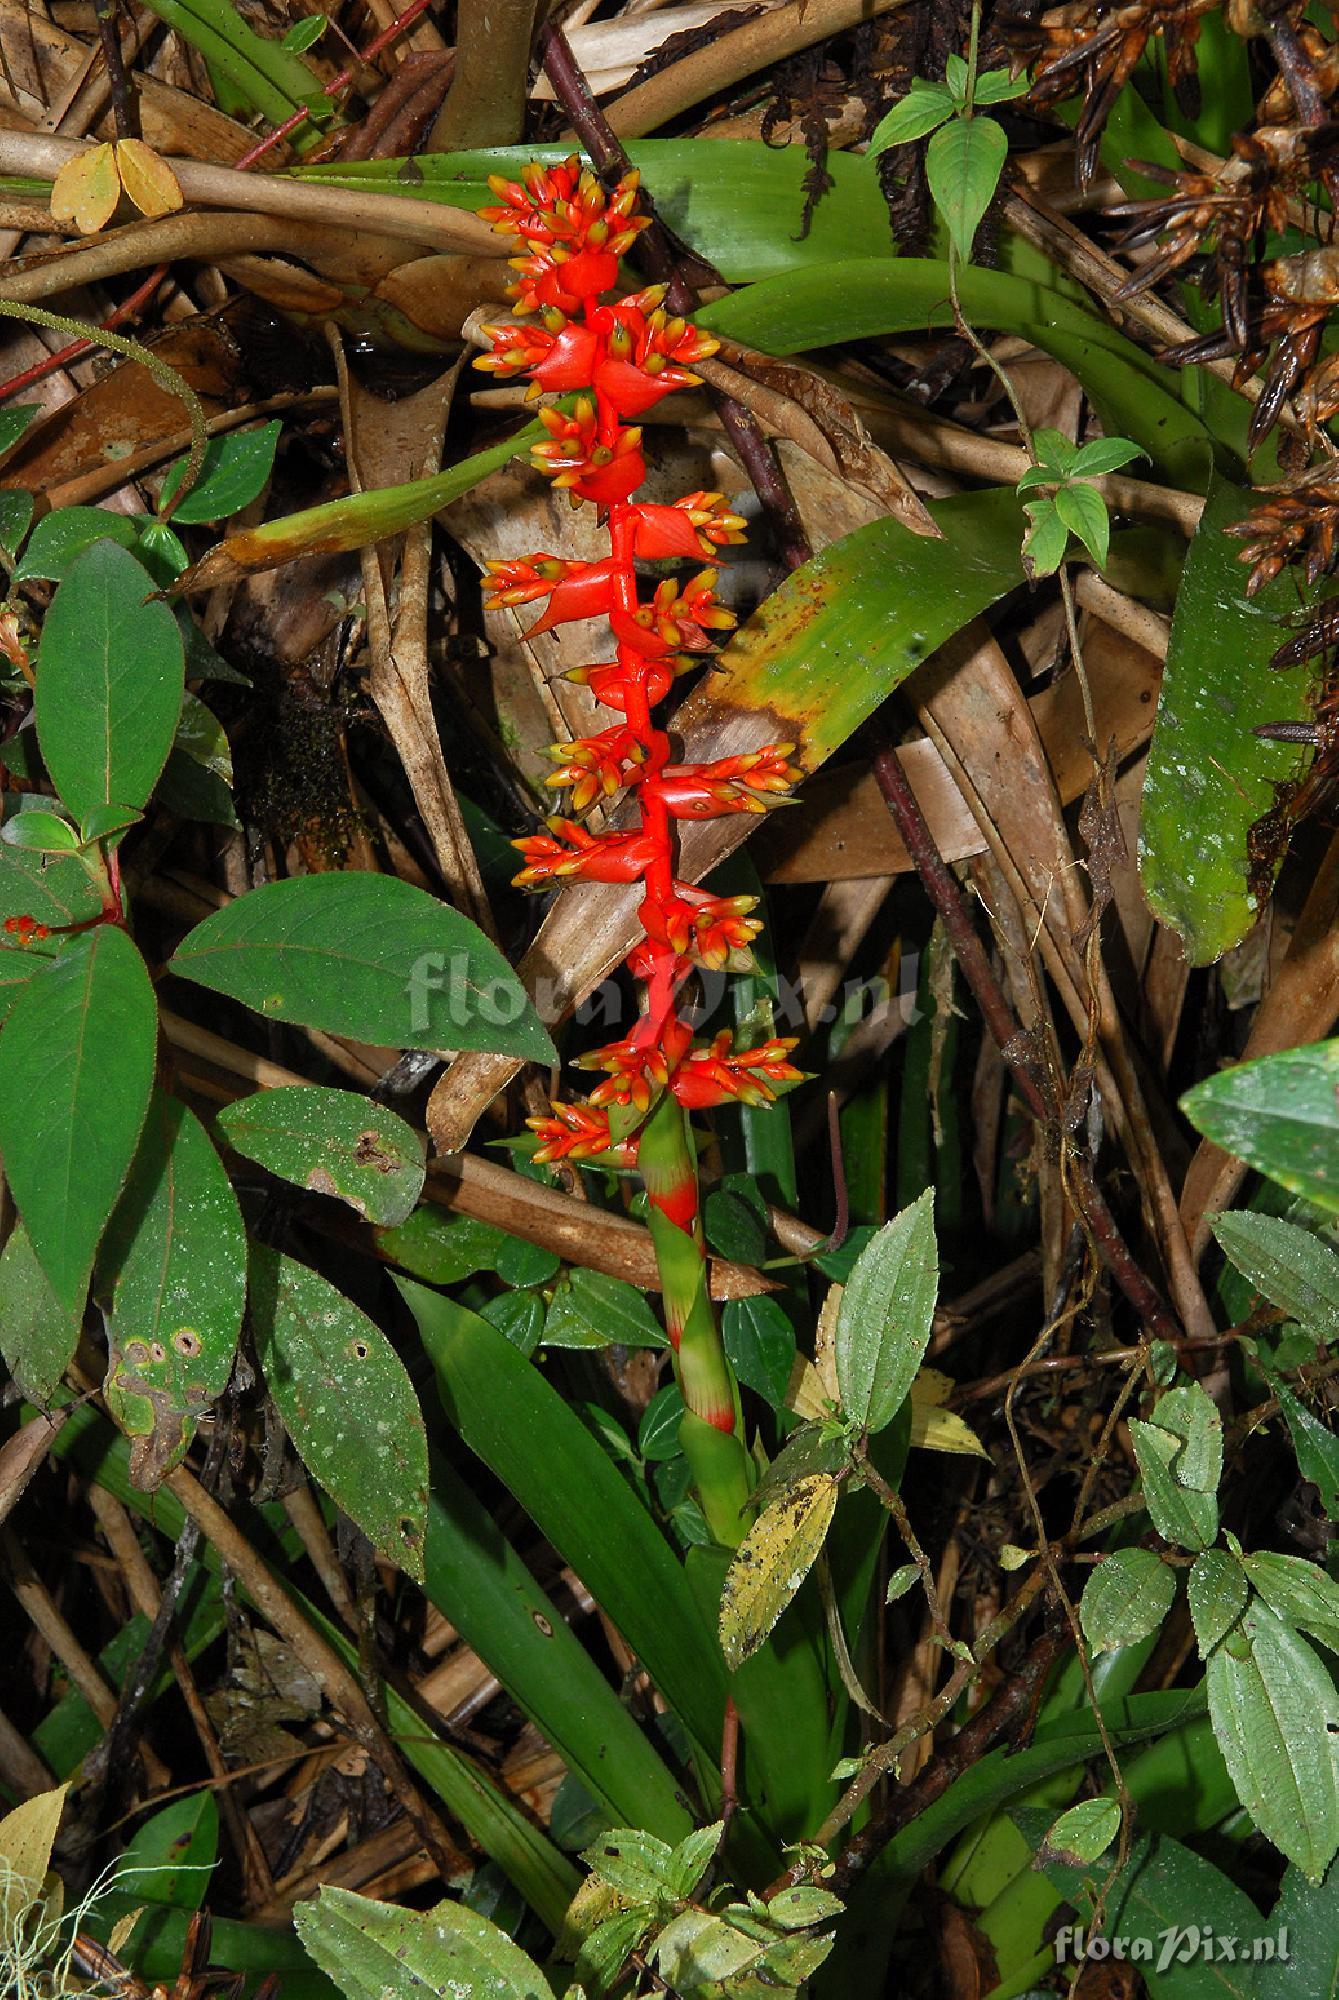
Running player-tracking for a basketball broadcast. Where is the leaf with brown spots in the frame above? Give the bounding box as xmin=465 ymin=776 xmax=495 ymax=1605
xmin=718 ymin=1471 xmax=839 ymax=1670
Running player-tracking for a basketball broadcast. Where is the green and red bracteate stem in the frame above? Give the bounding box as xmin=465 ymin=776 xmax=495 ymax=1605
xmin=639 ymin=1090 xmax=752 ymax=1545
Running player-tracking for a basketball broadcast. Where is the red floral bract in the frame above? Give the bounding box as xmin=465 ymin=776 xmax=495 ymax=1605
xmin=476 ymin=157 xmax=802 ymax=1176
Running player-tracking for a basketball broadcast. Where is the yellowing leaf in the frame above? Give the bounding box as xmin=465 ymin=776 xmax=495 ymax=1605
xmin=0 ymin=1783 xmax=68 ymax=1930
xmin=786 ymin=1356 xmax=829 ymax=1421
xmin=50 ymin=143 xmax=120 ymax=234
xmin=114 ymin=139 xmax=183 ymax=219
xmin=718 ymin=1472 xmax=839 ymax=1671
xmin=910 ymin=1367 xmax=953 ymax=1409
xmin=909 ymin=1402 xmax=990 ymax=1460
xmin=48 ymin=140 xmax=183 ymax=236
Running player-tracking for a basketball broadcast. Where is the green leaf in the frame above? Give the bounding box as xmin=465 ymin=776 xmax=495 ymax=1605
xmin=1 ymin=807 xmax=79 ymax=852
xmin=250 ymin=1245 xmax=428 ymax=1580
xmin=282 ymin=12 xmax=326 ymax=51
xmin=1207 ymin=1602 xmax=1339 ymax=1882
xmin=834 ymin=1188 xmax=938 ymax=1433
xmin=1211 ymin=1210 xmax=1339 ymax=1338
xmin=80 ymin=803 xmax=142 ymax=846
xmin=1021 ymin=498 xmax=1069 ymax=577
xmin=1053 ymin=480 xmax=1110 ymax=567
xmin=0 ymin=843 xmax=101 ymax=932
xmin=638 ymin=1382 xmax=686 ymax=1461
xmin=480 ymin=1289 xmax=543 ymax=1354
xmin=169 ymin=872 xmax=554 ymax=1061
xmin=495 ymin=1234 xmax=560 ymax=1288
xmin=35 ymin=538 xmax=184 ymax=822
xmin=1140 ymin=475 xmax=1317 ymax=965
xmin=541 ymin=1268 xmax=666 ymax=1349
xmin=1029 ymin=428 xmax=1078 ymax=476
xmin=134 ymin=517 xmax=189 ymax=584
xmin=1068 ymin=435 xmax=1148 ymax=477
xmin=294 ymin=1886 xmax=554 ymax=2000
xmin=0 ymin=925 xmax=156 ymax=1316
xmin=1242 ymin=1550 xmax=1339 ymax=1655
xmin=582 ymin=1827 xmax=678 ymax=1906
xmin=1079 ymin=1547 xmax=1178 ymax=1654
xmin=972 ymin=66 xmax=1031 ymax=104
xmin=1039 ymin=1797 xmax=1121 ymax=1867
xmin=375 ymin=1204 xmax=508 ymax=1283
xmin=926 ymin=115 xmax=1008 ymax=262
xmin=99 ymin=1093 xmax=247 ymax=1485
xmin=161 ymin=421 xmax=282 ymax=524
xmin=0 ymin=403 xmax=40 ymax=461
xmin=217 ymin=1084 xmax=425 ymax=1227
xmin=718 ymin=1472 xmax=840 ymax=1670
xmin=1187 ymin=1548 xmax=1249 ymax=1659
xmin=1183 ymin=1040 xmax=1339 ymax=1214
xmin=1150 ymin=1381 xmax=1223 ymax=1494
xmin=722 ymin=1295 xmax=795 ymax=1407
xmin=173 ymin=691 xmax=233 ymax=784
xmin=868 ymin=80 xmax=955 ymax=150
xmin=105 ymin=1790 xmax=218 ymax=1943
xmin=704 ymin=1180 xmax=768 ymax=1264
xmin=13 ymin=508 xmax=139 ymax=582
xmin=1129 ymin=1420 xmax=1218 ymax=1551
xmin=1268 ymin=1373 xmax=1339 ymax=1514
xmin=0 ymin=489 xmax=33 ymax=563
xmin=0 ymin=1222 xmax=81 ymax=1405
xmin=409 ymin=1284 xmax=728 ymax=1771
xmin=667 ymin=1821 xmax=722 ymax=1900
xmin=301 ymin=139 xmax=897 ymax=285
xmin=1260 ymin=1864 xmax=1339 ymax=2000
xmin=944 ymin=53 xmax=968 ymax=96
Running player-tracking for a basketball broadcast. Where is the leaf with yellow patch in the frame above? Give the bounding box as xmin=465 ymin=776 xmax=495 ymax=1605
xmin=0 ymin=1784 xmax=68 ymax=1930
xmin=908 ymin=1401 xmax=991 ymax=1460
xmin=718 ymin=1472 xmax=839 ymax=1671
xmin=49 ymin=142 xmax=120 ymax=234
xmin=114 ymin=140 xmax=183 ymax=219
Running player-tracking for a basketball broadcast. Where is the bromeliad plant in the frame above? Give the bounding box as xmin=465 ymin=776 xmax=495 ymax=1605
xmin=475 ymin=157 xmax=803 ymax=1545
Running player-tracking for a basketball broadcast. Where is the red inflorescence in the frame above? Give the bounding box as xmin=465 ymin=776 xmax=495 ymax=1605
xmin=477 ymin=158 xmax=803 ymax=1170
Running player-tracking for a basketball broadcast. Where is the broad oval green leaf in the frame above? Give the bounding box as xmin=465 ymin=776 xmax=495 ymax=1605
xmin=540 ymin=1266 xmax=666 ymax=1350
xmin=375 ymin=1203 xmax=508 ymax=1282
xmin=0 ymin=925 xmax=156 ymax=1316
xmin=13 ymin=508 xmax=139 ymax=582
xmin=250 ymin=1245 xmax=428 ymax=1580
xmin=168 ymin=872 xmax=555 ymax=1061
xmin=834 ymin=1188 xmax=938 ymax=1434
xmin=293 ymin=1884 xmax=554 ymax=2000
xmin=1079 ymin=1547 xmax=1177 ymax=1654
xmin=161 ymin=419 xmax=282 ymax=524
xmin=1260 ymin=1864 xmax=1339 ymax=2000
xmin=718 ymin=1471 xmax=839 ymax=1671
xmin=1211 ymin=1210 xmax=1339 ymax=1339
xmin=1207 ymin=1602 xmax=1339 ymax=1883
xmin=722 ymin=1295 xmax=795 ymax=1408
xmin=217 ymin=1084 xmax=425 ymax=1227
xmin=1129 ymin=1420 xmax=1218 ymax=1551
xmin=99 ymin=1092 xmax=247 ymax=1487
xmin=1040 ymin=1796 xmax=1121 ymax=1867
xmin=1140 ymin=475 xmax=1315 ymax=964
xmin=0 ymin=1221 xmax=81 ymax=1405
xmin=35 ymin=538 xmax=184 ymax=821
xmin=926 ymin=114 xmax=1008 ymax=262
xmin=1187 ymin=1547 xmax=1249 ymax=1660
xmin=1182 ymin=1040 xmax=1339 ymax=1214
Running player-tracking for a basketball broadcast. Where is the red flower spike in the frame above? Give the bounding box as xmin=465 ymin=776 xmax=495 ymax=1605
xmin=528 ymin=1100 xmax=636 ymax=1167
xmin=669 ymin=1032 xmax=804 ymax=1110
xmin=546 ymin=726 xmax=643 ymax=810
xmin=629 ymin=494 xmax=749 ymax=560
xmin=512 ymin=817 xmax=663 ymax=888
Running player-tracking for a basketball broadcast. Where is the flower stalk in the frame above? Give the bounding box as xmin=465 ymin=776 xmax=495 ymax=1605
xmin=478 ymin=157 xmax=802 ymax=1545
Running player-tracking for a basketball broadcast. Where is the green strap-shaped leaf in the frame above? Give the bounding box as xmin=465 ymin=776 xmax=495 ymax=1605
xmin=1139 ymin=475 xmax=1316 ymax=964
xmin=1183 ymin=1041 xmax=1339 ymax=1216
xmin=1207 ymin=1602 xmax=1339 ymax=1883
xmin=34 ymin=538 xmax=184 ymax=821
xmin=405 ymin=1281 xmax=728 ymax=1770
xmin=834 ymin=1188 xmax=938 ymax=1434
xmin=217 ymin=1084 xmax=425 ymax=1227
xmin=294 ymin=1886 xmax=554 ymax=2000
xmin=250 ymin=1245 xmax=428 ymax=1580
xmin=99 ymin=1091 xmax=247 ymax=1486
xmin=0 ymin=925 xmax=156 ymax=1317
xmin=169 ymin=871 xmax=555 ymax=1062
